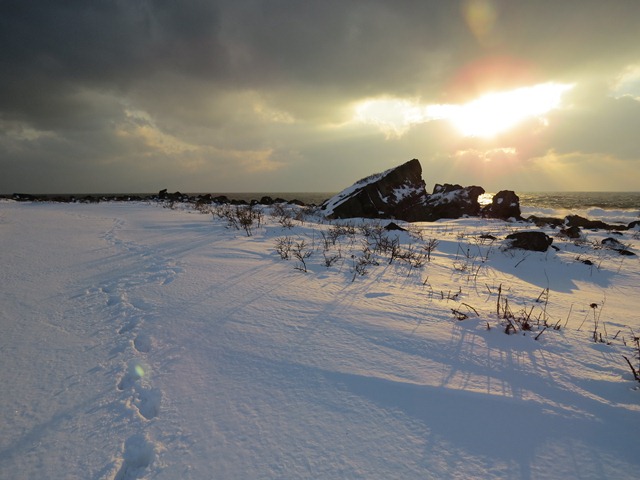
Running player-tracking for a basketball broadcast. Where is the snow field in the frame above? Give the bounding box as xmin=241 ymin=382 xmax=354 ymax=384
xmin=1 ymin=200 xmax=639 ymax=479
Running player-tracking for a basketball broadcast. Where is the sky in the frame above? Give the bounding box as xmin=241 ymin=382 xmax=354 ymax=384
xmin=2 ymin=0 xmax=640 ymax=194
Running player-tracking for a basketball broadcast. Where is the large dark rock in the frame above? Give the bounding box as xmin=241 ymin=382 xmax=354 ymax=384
xmin=321 ymin=159 xmax=429 ymax=221
xmin=421 ymin=184 xmax=485 ymax=221
xmin=321 ymin=159 xmax=488 ymax=221
xmin=505 ymin=231 xmax=553 ymax=252
xmin=482 ymin=190 xmax=522 ymax=220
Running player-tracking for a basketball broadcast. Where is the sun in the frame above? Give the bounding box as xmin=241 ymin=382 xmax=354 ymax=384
xmin=427 ymin=82 xmax=575 ymax=138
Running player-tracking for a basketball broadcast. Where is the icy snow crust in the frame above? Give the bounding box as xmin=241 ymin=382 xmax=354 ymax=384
xmin=1 ymin=200 xmax=640 ymax=479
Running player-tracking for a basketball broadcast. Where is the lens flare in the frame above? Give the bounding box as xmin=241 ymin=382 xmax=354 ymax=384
xmin=463 ymin=0 xmax=499 ymax=46
xmin=134 ymin=364 xmax=145 ymax=378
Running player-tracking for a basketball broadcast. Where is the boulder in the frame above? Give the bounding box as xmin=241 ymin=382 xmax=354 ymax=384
xmin=602 ymin=237 xmax=636 ymax=256
xmin=12 ymin=193 xmax=38 ymax=202
xmin=560 ymin=225 xmax=582 ymax=239
xmin=158 ymin=190 xmax=188 ymax=202
xmin=422 ymin=184 xmax=485 ymax=221
xmin=505 ymin=231 xmax=553 ymax=252
xmin=212 ymin=195 xmax=230 ymax=204
xmin=565 ymin=215 xmax=627 ymax=231
xmin=526 ymin=215 xmax=564 ymax=228
xmin=321 ymin=159 xmax=429 ymax=221
xmin=384 ymin=222 xmax=407 ymax=231
xmin=196 ymin=194 xmax=213 ymax=204
xmin=482 ymin=190 xmax=522 ymax=220
xmin=601 ymin=237 xmax=624 ymax=250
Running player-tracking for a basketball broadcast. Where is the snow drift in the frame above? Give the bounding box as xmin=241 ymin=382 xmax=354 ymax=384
xmin=1 ymin=199 xmax=639 ymax=479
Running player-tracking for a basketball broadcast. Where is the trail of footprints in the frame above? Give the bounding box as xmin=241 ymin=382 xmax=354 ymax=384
xmin=92 ymin=218 xmax=183 ymax=479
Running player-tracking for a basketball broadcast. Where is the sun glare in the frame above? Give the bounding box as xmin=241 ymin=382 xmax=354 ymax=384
xmin=355 ymin=82 xmax=574 ymax=138
xmin=429 ymin=82 xmax=575 ymax=137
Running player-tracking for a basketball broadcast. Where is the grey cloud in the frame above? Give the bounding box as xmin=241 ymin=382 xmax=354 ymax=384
xmin=538 ymin=83 xmax=640 ymax=161
xmin=4 ymin=0 xmax=640 ymax=127
xmin=2 ymin=0 xmax=640 ymax=193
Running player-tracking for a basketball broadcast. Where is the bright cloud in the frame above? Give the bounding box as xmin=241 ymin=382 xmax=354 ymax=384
xmin=428 ymin=83 xmax=574 ymax=137
xmin=354 ymin=98 xmax=430 ymax=137
xmin=355 ymin=82 xmax=574 ymax=138
xmin=610 ymin=64 xmax=640 ymax=99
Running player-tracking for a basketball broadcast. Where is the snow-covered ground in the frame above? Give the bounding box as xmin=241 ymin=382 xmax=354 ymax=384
xmin=1 ymin=200 xmax=639 ymax=479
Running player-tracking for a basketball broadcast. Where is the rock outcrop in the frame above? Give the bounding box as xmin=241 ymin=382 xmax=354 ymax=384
xmin=421 ymin=184 xmax=485 ymax=221
xmin=321 ymin=159 xmax=486 ymax=222
xmin=482 ymin=190 xmax=522 ymax=220
xmin=320 ymin=159 xmax=429 ymax=221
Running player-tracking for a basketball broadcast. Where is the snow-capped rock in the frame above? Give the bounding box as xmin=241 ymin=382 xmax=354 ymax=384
xmin=320 ymin=159 xmax=429 ymax=221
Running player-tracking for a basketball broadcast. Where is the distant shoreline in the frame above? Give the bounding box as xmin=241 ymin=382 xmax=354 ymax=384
xmin=2 ymin=190 xmax=639 ymax=211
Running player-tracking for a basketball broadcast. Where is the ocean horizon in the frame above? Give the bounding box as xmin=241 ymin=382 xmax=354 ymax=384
xmin=5 ymin=190 xmax=640 ymax=208
xmin=4 ymin=190 xmax=639 ymax=225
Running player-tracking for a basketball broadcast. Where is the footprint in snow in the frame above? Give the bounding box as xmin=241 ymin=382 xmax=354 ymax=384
xmin=133 ymin=333 xmax=152 ymax=353
xmin=133 ymin=386 xmax=162 ymax=420
xmin=113 ymin=433 xmax=155 ymax=480
xmin=117 ymin=319 xmax=138 ymax=335
xmin=116 ymin=360 xmax=147 ymax=391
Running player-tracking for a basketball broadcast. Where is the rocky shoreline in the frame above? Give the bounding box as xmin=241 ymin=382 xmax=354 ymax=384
xmin=5 ymin=159 xmax=639 ymax=234
xmin=4 ymin=189 xmax=309 ymax=207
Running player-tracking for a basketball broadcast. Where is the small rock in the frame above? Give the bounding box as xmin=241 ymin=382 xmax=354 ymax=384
xmin=505 ymin=231 xmax=553 ymax=252
xmin=384 ymin=222 xmax=407 ymax=231
xmin=560 ymin=225 xmax=582 ymax=239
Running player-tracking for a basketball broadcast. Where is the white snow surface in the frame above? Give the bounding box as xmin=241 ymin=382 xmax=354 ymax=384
xmin=1 ymin=200 xmax=640 ymax=479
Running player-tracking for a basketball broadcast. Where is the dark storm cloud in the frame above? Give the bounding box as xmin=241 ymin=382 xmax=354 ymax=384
xmin=1 ymin=0 xmax=640 ymax=192
xmin=0 ymin=1 xmax=226 ymax=122
xmin=3 ymin=0 xmax=640 ymax=117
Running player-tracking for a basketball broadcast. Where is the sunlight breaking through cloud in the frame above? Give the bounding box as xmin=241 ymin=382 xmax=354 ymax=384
xmin=354 ymin=98 xmax=430 ymax=137
xmin=355 ymin=82 xmax=574 ymax=138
